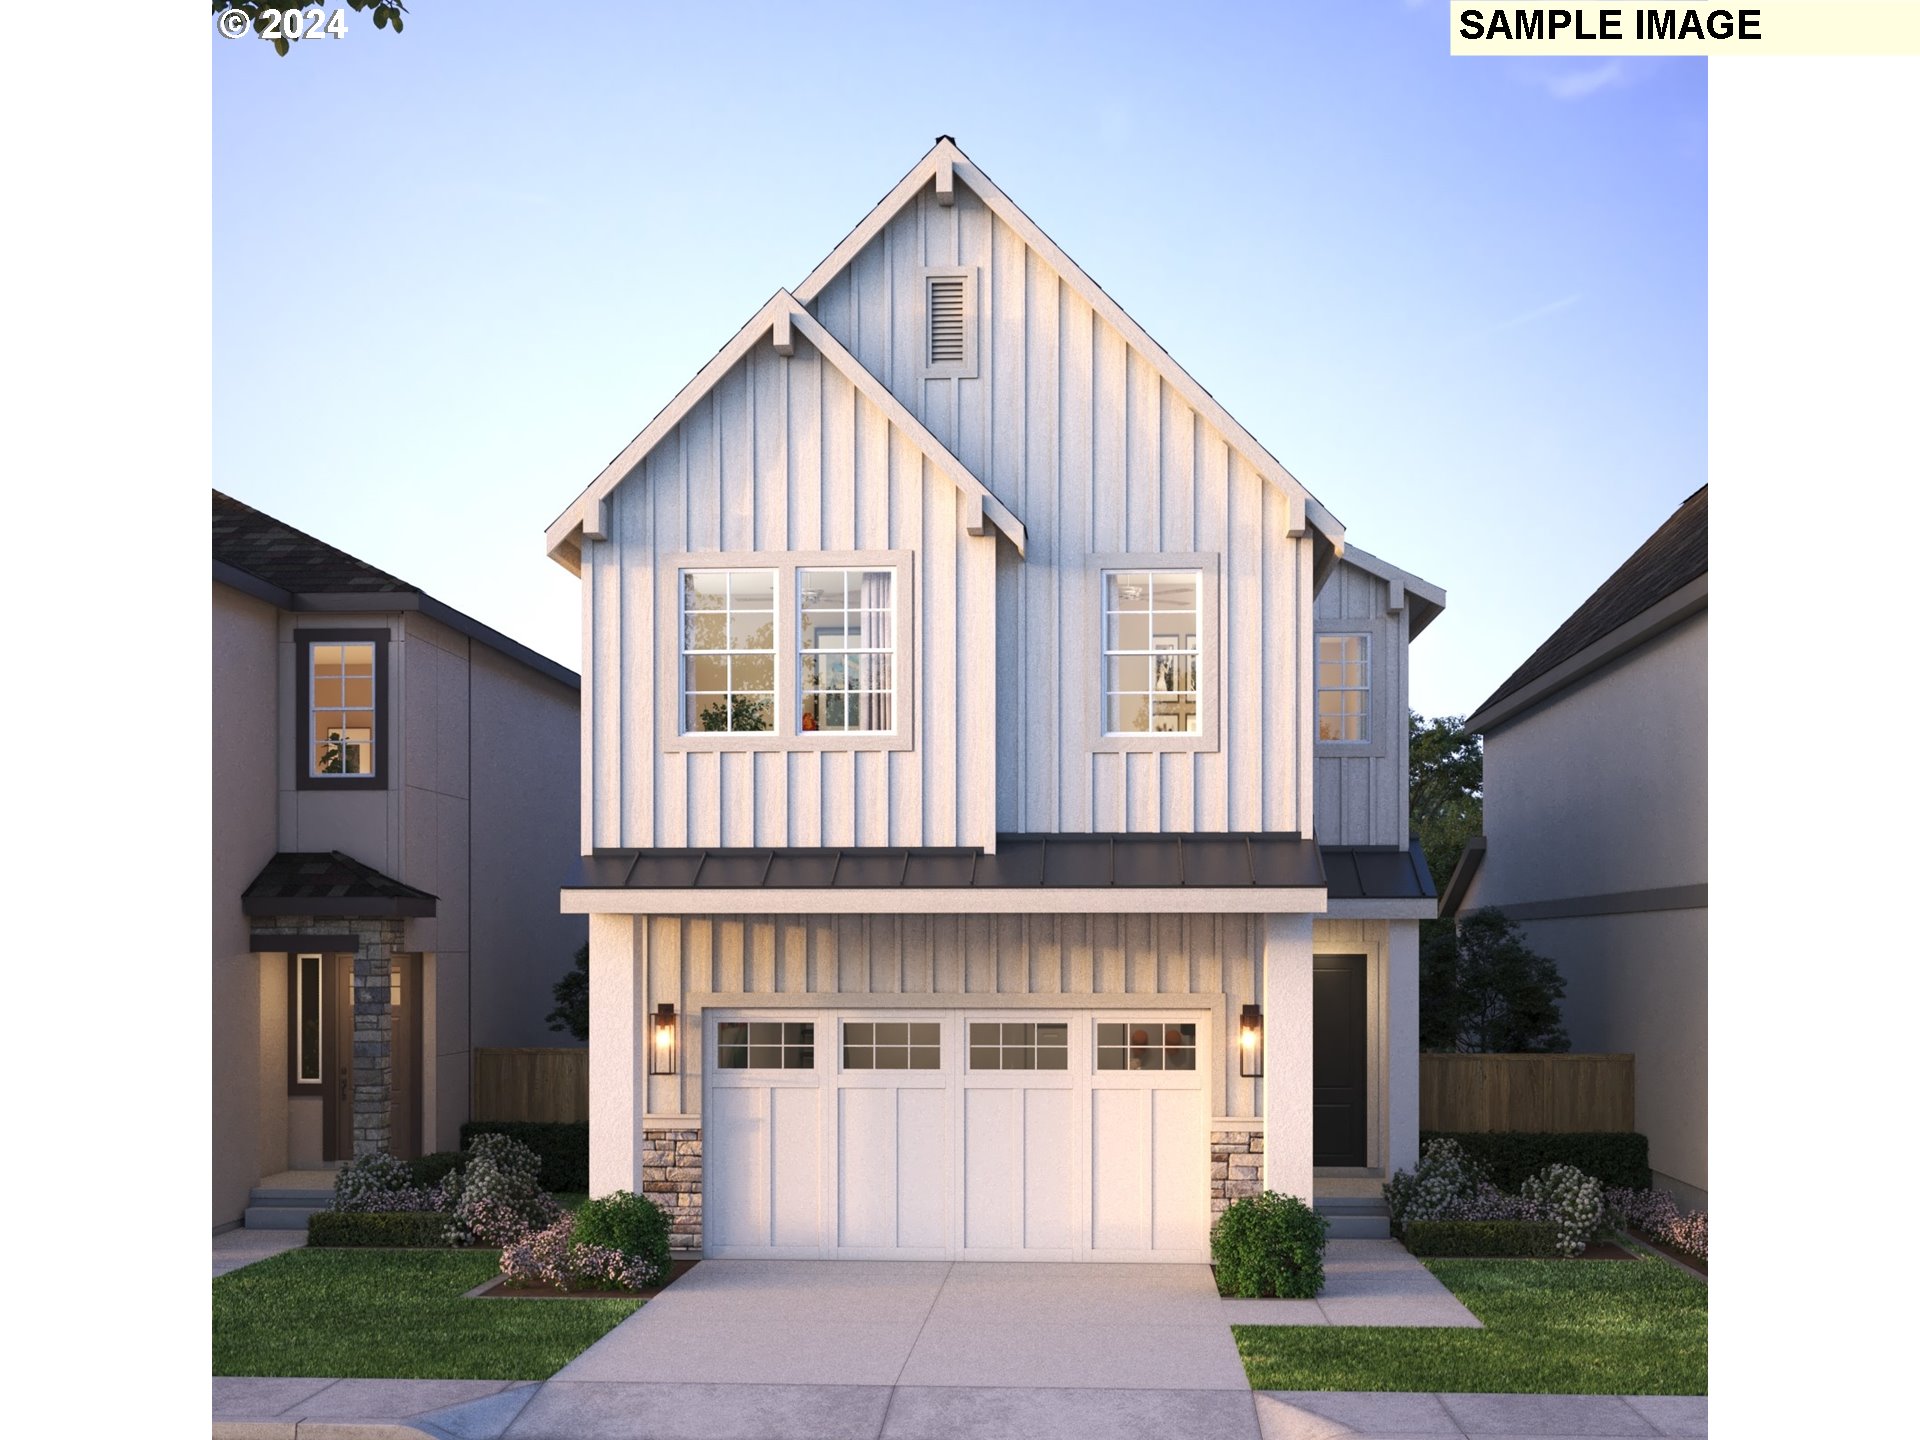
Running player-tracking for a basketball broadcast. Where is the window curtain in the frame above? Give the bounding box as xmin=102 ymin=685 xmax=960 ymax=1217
xmin=863 ymin=570 xmax=893 ymax=731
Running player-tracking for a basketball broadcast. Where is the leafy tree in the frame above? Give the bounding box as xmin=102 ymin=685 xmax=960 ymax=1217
xmin=1420 ymin=908 xmax=1570 ymax=1053
xmin=214 ymin=2 xmax=406 ymax=57
xmin=1408 ymin=712 xmax=1482 ymax=893
xmin=546 ymin=944 xmax=588 ymax=1042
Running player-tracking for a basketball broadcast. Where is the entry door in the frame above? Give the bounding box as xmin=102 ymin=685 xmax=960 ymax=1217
xmin=327 ymin=955 xmax=354 ymax=1161
xmin=1312 ymin=955 xmax=1368 ymax=1166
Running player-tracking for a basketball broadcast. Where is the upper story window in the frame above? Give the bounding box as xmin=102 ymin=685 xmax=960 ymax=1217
xmin=921 ymin=268 xmax=978 ymax=379
xmin=799 ymin=568 xmax=896 ymax=734
xmin=1316 ymin=633 xmax=1371 ymax=742
xmin=682 ymin=570 xmax=775 ymax=733
xmin=295 ymin=630 xmax=388 ymax=790
xmin=1102 ymin=570 xmax=1201 ymax=736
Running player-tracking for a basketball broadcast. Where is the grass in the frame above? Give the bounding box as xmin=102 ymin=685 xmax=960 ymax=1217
xmin=213 ymin=1248 xmax=640 ymax=1379
xmin=1234 ymin=1258 xmax=1706 ymax=1394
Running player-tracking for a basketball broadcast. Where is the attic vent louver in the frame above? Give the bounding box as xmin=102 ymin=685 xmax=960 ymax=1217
xmin=928 ymin=275 xmax=967 ymax=365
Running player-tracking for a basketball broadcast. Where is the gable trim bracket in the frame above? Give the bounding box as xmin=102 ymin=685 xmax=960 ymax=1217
xmin=544 ymin=289 xmax=1027 ymax=572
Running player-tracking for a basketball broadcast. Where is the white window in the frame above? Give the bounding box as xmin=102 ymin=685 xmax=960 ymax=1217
xmin=843 ymin=1020 xmax=940 ymax=1071
xmin=798 ymin=567 xmax=897 ymax=734
xmin=1317 ymin=634 xmax=1371 ymax=742
xmin=1095 ymin=1020 xmax=1198 ymax=1072
xmin=1102 ymin=570 xmax=1201 ymax=735
xmin=716 ymin=1020 xmax=815 ymax=1070
xmin=681 ymin=570 xmax=776 ymax=733
xmin=295 ymin=954 xmax=323 ymax=1085
xmin=308 ymin=642 xmax=376 ymax=776
xmin=921 ymin=268 xmax=977 ymax=378
xmin=969 ymin=1021 xmax=1068 ymax=1072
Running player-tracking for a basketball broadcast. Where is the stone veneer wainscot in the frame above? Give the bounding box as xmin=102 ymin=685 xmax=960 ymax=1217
xmin=1211 ymin=1128 xmax=1265 ymax=1220
xmin=641 ymin=1128 xmax=703 ymax=1252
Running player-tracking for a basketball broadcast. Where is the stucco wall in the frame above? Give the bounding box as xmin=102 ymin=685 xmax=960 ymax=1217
xmin=213 ymin=582 xmax=282 ymax=1227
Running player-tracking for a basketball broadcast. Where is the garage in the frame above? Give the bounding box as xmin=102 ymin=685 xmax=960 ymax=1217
xmin=704 ymin=1009 xmax=1211 ymax=1262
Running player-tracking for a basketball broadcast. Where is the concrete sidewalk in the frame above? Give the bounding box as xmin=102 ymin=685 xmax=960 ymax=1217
xmin=212 ymin=1378 xmax=1707 ymax=1438
xmin=213 ymin=1228 xmax=306 ymax=1277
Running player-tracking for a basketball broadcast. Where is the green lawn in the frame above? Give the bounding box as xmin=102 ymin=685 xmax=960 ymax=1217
xmin=1235 ymin=1258 xmax=1706 ymax=1394
xmin=213 ymin=1248 xmax=639 ymax=1379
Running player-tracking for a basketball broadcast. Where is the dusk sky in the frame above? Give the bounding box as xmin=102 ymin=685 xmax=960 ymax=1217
xmin=212 ymin=1 xmax=1704 ymax=718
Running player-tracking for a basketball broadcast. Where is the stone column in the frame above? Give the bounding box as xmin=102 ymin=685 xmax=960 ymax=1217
xmin=351 ymin=918 xmax=406 ymax=1156
xmin=1260 ymin=912 xmax=1315 ymax=1202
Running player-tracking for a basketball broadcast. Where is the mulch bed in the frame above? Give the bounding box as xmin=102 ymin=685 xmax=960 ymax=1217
xmin=472 ymin=1257 xmax=698 ymax=1301
xmin=1627 ymin=1228 xmax=1707 ymax=1275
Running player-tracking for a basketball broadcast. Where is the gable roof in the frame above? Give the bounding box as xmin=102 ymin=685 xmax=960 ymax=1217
xmin=215 ymin=490 xmax=579 ymax=689
xmin=1465 ymin=486 xmax=1707 ymax=734
xmin=544 ymin=291 xmax=1027 ymax=571
xmin=791 ymin=138 xmax=1346 ymax=554
xmin=1337 ymin=545 xmax=1448 ymax=639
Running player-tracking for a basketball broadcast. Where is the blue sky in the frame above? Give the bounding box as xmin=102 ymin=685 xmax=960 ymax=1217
xmin=212 ymin=0 xmax=1704 ymax=717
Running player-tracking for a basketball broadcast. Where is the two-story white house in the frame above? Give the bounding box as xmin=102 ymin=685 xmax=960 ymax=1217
xmin=548 ymin=139 xmax=1445 ymax=1261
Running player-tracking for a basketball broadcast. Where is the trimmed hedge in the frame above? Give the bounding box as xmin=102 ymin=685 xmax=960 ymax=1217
xmin=1402 ymin=1220 xmax=1561 ymax=1257
xmin=308 ymin=1211 xmax=450 ymax=1248
xmin=1212 ymin=1191 xmax=1330 ymax=1299
xmin=1419 ymin=1131 xmax=1651 ymax=1191
xmin=461 ymin=1121 xmax=588 ymax=1194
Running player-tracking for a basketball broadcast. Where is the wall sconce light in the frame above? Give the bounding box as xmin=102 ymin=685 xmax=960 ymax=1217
xmin=650 ymin=1002 xmax=678 ymax=1075
xmin=1239 ymin=1003 xmax=1263 ymax=1078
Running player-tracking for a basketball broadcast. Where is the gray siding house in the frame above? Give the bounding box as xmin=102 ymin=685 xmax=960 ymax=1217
xmin=548 ymin=139 xmax=1446 ymax=1259
xmin=212 ymin=491 xmax=585 ymax=1230
xmin=1445 ymin=486 xmax=1707 ymax=1209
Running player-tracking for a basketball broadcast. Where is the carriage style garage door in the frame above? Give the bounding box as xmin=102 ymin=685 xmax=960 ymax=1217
xmin=704 ymin=1010 xmax=1211 ymax=1262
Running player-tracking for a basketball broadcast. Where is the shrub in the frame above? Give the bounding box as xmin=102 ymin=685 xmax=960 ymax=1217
xmin=1211 ymin=1191 xmax=1330 ymax=1299
xmin=1606 ymin=1186 xmax=1708 ymax=1261
xmin=308 ymin=1211 xmax=450 ymax=1248
xmin=1383 ymin=1137 xmax=1489 ymax=1227
xmin=441 ymin=1132 xmax=560 ymax=1247
xmin=1419 ymin=1131 xmax=1652 ymax=1191
xmin=572 ymin=1190 xmax=672 ymax=1281
xmin=461 ymin=1121 xmax=588 ymax=1193
xmin=332 ymin=1151 xmax=438 ymax=1213
xmin=406 ymin=1151 xmax=468 ymax=1189
xmin=499 ymin=1211 xmax=663 ymax=1292
xmin=1520 ymin=1163 xmax=1606 ymax=1257
xmin=1401 ymin=1220 xmax=1560 ymax=1257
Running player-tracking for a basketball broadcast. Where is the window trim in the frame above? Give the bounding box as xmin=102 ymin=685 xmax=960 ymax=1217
xmin=919 ymin=266 xmax=979 ymax=380
xmin=286 ymin=951 xmax=336 ymax=1096
xmin=1086 ymin=553 xmax=1221 ymax=754
xmin=1313 ymin=619 xmax=1391 ymax=759
xmin=662 ymin=550 xmax=916 ymax=754
xmin=293 ymin=628 xmax=390 ymax=791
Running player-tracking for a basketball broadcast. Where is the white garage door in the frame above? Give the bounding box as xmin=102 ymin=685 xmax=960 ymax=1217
xmin=704 ymin=1010 xmax=1210 ymax=1262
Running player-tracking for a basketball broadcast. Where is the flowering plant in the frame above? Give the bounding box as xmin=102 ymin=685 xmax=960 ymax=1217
xmin=1520 ymin=1162 xmax=1606 ymax=1257
xmin=440 ymin=1133 xmax=560 ymax=1246
xmin=499 ymin=1211 xmax=664 ymax=1291
xmin=1605 ymin=1186 xmax=1708 ymax=1260
xmin=331 ymin=1151 xmax=439 ymax=1213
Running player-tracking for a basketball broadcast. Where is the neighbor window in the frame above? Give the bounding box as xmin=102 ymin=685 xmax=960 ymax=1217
xmin=1316 ymin=634 xmax=1371 ymax=742
xmin=1103 ymin=571 xmax=1200 ymax=735
xmin=1095 ymin=1020 xmax=1198 ymax=1072
xmin=296 ymin=631 xmax=387 ymax=789
xmin=969 ymin=1021 xmax=1069 ymax=1071
xmin=295 ymin=954 xmax=323 ymax=1085
xmin=682 ymin=570 xmax=776 ymax=733
xmin=843 ymin=1020 xmax=940 ymax=1070
xmin=716 ymin=1020 xmax=814 ymax=1069
xmin=799 ymin=568 xmax=896 ymax=734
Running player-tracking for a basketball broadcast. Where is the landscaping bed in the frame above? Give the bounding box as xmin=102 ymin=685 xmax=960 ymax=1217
xmin=472 ymin=1257 xmax=699 ymax=1301
xmin=212 ymin=1248 xmax=639 ymax=1379
xmin=1234 ymin=1256 xmax=1707 ymax=1394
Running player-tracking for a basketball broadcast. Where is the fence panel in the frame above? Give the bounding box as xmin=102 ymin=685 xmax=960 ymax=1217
xmin=1419 ymin=1053 xmax=1635 ymax=1133
xmin=472 ymin=1047 xmax=589 ymax=1124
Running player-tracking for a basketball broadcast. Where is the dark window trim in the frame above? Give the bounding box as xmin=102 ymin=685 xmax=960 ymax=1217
xmin=252 ymin=932 xmax=360 ymax=954
xmin=285 ymin=950 xmax=337 ymax=1097
xmin=294 ymin=628 xmax=390 ymax=791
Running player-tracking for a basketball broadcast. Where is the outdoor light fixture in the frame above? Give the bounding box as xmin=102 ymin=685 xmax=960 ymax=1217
xmin=650 ymin=1002 xmax=678 ymax=1075
xmin=1239 ymin=1004 xmax=1263 ymax=1078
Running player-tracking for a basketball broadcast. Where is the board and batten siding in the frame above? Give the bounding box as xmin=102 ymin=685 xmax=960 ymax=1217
xmin=1313 ymin=560 xmax=1410 ymax=848
xmin=580 ymin=328 xmax=998 ymax=851
xmin=808 ymin=182 xmax=1314 ymax=836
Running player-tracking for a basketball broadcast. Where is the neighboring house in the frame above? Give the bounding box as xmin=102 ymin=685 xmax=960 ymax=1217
xmin=547 ymin=138 xmax=1445 ymax=1261
xmin=1444 ymin=486 xmax=1707 ymax=1210
xmin=212 ymin=491 xmax=584 ymax=1230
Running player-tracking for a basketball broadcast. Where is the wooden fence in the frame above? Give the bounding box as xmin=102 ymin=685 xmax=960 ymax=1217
xmin=472 ymin=1047 xmax=589 ymax=1124
xmin=1419 ymin=1053 xmax=1634 ymax=1133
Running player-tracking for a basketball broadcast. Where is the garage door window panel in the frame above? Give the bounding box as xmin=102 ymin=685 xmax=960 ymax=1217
xmin=1096 ymin=1020 xmax=1198 ymax=1072
xmin=969 ymin=1020 xmax=1069 ymax=1072
xmin=842 ymin=1020 xmax=941 ymax=1071
xmin=716 ymin=1020 xmax=815 ymax=1070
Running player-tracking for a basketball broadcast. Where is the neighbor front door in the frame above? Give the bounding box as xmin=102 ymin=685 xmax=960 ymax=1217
xmin=1312 ymin=954 xmax=1368 ymax=1167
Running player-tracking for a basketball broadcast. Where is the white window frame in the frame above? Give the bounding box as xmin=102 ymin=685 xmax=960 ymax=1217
xmin=1087 ymin=553 xmax=1221 ymax=754
xmin=663 ymin=551 xmax=915 ymax=754
xmin=713 ymin=1017 xmax=820 ymax=1073
xmin=797 ymin=565 xmax=901 ymax=738
xmin=294 ymin=952 xmax=323 ymax=1086
xmin=679 ymin=568 xmax=779 ymax=737
xmin=1315 ymin=632 xmax=1374 ymax=746
xmin=919 ymin=266 xmax=979 ymax=380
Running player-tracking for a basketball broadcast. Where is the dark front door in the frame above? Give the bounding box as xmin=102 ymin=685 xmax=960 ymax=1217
xmin=328 ymin=954 xmax=354 ymax=1161
xmin=1313 ymin=954 xmax=1368 ymax=1167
